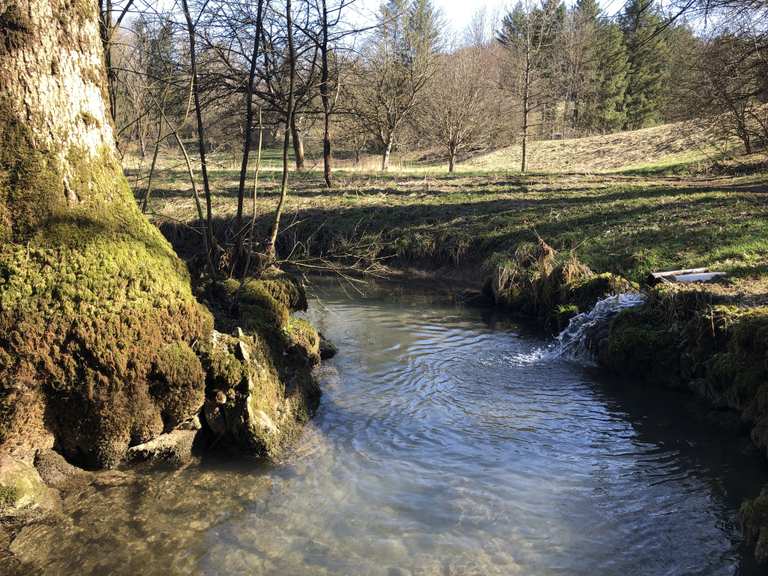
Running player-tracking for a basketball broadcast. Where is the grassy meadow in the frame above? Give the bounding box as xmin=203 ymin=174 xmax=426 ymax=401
xmin=130 ymin=122 xmax=768 ymax=295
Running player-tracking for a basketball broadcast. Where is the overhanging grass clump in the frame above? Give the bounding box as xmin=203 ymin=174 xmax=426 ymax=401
xmin=483 ymin=239 xmax=637 ymax=329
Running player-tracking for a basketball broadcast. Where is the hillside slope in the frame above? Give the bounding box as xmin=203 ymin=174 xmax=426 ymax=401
xmin=466 ymin=121 xmax=728 ymax=173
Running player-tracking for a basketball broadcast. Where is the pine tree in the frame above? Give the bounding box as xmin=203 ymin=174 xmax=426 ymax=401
xmin=593 ymin=22 xmax=629 ymax=132
xmin=538 ymin=0 xmax=566 ymax=138
xmin=620 ymin=0 xmax=670 ymax=129
xmin=570 ymin=0 xmax=602 ymax=133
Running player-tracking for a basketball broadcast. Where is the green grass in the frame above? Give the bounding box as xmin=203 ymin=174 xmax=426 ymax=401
xmin=134 ymin=152 xmax=768 ymax=292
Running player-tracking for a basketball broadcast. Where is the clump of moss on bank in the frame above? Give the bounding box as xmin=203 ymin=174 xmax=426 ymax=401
xmin=201 ymin=274 xmax=321 ymax=456
xmin=599 ymin=285 xmax=768 ymax=564
xmin=483 ymin=239 xmax=637 ymax=329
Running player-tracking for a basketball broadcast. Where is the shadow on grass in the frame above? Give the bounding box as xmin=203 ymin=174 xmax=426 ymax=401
xmin=155 ymin=178 xmax=768 ymax=282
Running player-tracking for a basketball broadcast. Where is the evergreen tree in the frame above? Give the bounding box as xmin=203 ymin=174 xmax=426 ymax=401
xmin=539 ymin=0 xmax=566 ymax=138
xmin=570 ymin=0 xmax=602 ymax=133
xmin=592 ymin=22 xmax=629 ymax=132
xmin=620 ymin=0 xmax=670 ymax=129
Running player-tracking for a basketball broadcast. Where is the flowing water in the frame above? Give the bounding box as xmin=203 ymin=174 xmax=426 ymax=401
xmin=7 ymin=281 xmax=768 ymax=576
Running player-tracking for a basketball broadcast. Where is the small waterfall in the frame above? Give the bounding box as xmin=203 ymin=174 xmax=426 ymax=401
xmin=551 ymin=293 xmax=647 ymax=364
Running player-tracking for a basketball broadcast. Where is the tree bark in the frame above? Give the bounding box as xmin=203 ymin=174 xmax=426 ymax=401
xmin=181 ymin=0 xmax=216 ymax=268
xmin=0 ymin=0 xmax=211 ymax=468
xmin=235 ymin=0 xmax=265 ymax=257
xmin=266 ymin=0 xmax=296 ymax=260
xmin=521 ymin=47 xmax=531 ymax=174
xmin=291 ymin=114 xmax=305 ymax=171
xmin=320 ymin=0 xmax=333 ymax=188
xmin=382 ymin=139 xmax=393 ymax=171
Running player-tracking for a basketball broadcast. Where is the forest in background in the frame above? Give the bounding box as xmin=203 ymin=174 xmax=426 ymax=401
xmin=106 ymin=0 xmax=767 ymax=178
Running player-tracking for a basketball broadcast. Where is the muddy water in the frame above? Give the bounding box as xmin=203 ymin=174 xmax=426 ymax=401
xmin=8 ymin=282 xmax=768 ymax=575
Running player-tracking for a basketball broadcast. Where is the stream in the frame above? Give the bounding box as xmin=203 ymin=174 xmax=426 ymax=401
xmin=7 ymin=280 xmax=768 ymax=575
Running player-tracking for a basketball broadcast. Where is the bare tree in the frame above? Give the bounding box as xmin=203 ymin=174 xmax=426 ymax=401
xmin=181 ymin=0 xmax=216 ymax=267
xmin=266 ymin=0 xmax=298 ymax=260
xmin=235 ymin=0 xmax=268 ymax=253
xmin=499 ymin=0 xmax=563 ymax=172
xmin=423 ymin=45 xmax=494 ymax=172
xmin=350 ymin=0 xmax=440 ymax=171
xmin=694 ymin=25 xmax=768 ymax=155
xmin=99 ymin=0 xmax=136 ymax=122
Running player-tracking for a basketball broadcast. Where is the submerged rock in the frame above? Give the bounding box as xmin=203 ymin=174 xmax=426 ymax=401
xmin=33 ymin=450 xmax=82 ymax=489
xmin=0 ymin=456 xmax=59 ymax=519
xmin=124 ymin=430 xmax=200 ymax=467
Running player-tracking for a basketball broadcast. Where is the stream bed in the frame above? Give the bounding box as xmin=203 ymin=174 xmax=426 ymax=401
xmin=7 ymin=281 xmax=768 ymax=575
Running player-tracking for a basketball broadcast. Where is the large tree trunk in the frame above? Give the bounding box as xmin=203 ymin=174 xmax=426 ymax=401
xmin=381 ymin=139 xmax=393 ymax=171
xmin=291 ymin=114 xmax=305 ymax=171
xmin=0 ymin=0 xmax=212 ymax=468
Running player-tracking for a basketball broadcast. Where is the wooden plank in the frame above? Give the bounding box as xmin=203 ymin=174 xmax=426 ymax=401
xmin=672 ymin=272 xmax=727 ymax=283
xmin=650 ymin=268 xmax=710 ymax=280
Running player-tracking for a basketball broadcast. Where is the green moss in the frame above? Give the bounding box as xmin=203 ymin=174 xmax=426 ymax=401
xmin=205 ymin=337 xmax=247 ymax=392
xmin=741 ymin=488 xmax=768 ymax=564
xmin=605 ymin=307 xmax=682 ymax=387
xmin=0 ymin=485 xmax=18 ymax=509
xmin=0 ymin=138 xmax=213 ymax=467
xmin=151 ymin=342 xmax=206 ymax=430
xmin=554 ymin=304 xmax=579 ymax=330
xmin=285 ymin=318 xmax=321 ymax=364
xmin=567 ymin=273 xmax=638 ymax=312
xmin=254 ymin=271 xmax=308 ymax=312
xmin=239 ymin=280 xmax=290 ymax=333
xmin=0 ymin=97 xmax=63 ymax=241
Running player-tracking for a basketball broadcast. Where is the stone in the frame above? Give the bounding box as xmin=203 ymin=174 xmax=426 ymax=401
xmin=124 ymin=430 xmax=199 ymax=467
xmin=319 ymin=332 xmax=338 ymax=360
xmin=176 ymin=414 xmax=203 ymax=431
xmin=236 ymin=339 xmax=251 ymax=363
xmin=33 ymin=449 xmax=82 ymax=489
xmin=0 ymin=456 xmax=59 ymax=519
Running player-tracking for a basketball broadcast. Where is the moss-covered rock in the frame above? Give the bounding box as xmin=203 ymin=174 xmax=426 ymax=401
xmin=202 ymin=329 xmax=320 ymax=458
xmin=741 ymin=487 xmax=768 ymax=564
xmin=0 ymin=456 xmax=59 ymax=518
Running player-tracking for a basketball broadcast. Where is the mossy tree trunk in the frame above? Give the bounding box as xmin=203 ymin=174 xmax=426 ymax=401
xmin=0 ymin=0 xmax=212 ymax=468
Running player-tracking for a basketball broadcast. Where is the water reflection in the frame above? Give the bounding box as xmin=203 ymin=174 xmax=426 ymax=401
xmin=6 ymin=279 xmax=767 ymax=575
